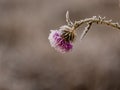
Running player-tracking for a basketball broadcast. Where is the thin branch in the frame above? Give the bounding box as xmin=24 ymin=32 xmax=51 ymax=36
xmin=80 ymin=22 xmax=92 ymax=40
xmin=74 ymin=16 xmax=120 ymax=30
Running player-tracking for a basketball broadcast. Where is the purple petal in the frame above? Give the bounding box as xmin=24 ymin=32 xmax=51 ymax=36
xmin=48 ymin=30 xmax=73 ymax=53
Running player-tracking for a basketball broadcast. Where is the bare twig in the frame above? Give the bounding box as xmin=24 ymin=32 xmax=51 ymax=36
xmin=80 ymin=22 xmax=92 ymax=40
xmin=74 ymin=16 xmax=120 ymax=30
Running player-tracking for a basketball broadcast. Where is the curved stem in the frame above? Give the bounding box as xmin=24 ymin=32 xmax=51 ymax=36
xmin=73 ymin=16 xmax=120 ymax=30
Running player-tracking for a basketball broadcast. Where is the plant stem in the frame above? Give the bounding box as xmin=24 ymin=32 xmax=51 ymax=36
xmin=73 ymin=16 xmax=120 ymax=30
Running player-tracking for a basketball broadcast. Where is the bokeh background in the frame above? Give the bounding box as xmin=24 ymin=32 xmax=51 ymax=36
xmin=0 ymin=0 xmax=120 ymax=90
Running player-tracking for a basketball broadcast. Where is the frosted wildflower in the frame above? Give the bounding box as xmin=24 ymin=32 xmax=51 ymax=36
xmin=48 ymin=11 xmax=120 ymax=53
xmin=48 ymin=25 xmax=76 ymax=53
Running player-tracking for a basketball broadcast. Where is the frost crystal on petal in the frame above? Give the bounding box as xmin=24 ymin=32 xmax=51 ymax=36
xmin=48 ymin=30 xmax=73 ymax=53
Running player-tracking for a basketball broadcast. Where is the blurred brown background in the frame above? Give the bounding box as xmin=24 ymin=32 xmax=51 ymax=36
xmin=0 ymin=0 xmax=120 ymax=90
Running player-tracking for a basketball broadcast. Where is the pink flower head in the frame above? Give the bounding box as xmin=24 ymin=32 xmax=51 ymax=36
xmin=48 ymin=26 xmax=74 ymax=53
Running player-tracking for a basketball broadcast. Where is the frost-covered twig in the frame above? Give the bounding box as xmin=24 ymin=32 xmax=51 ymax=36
xmin=74 ymin=16 xmax=120 ymax=29
xmin=80 ymin=21 xmax=92 ymax=40
xmin=73 ymin=15 xmax=120 ymax=40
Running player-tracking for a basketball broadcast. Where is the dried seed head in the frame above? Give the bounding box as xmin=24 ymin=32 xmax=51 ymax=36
xmin=60 ymin=25 xmax=76 ymax=42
